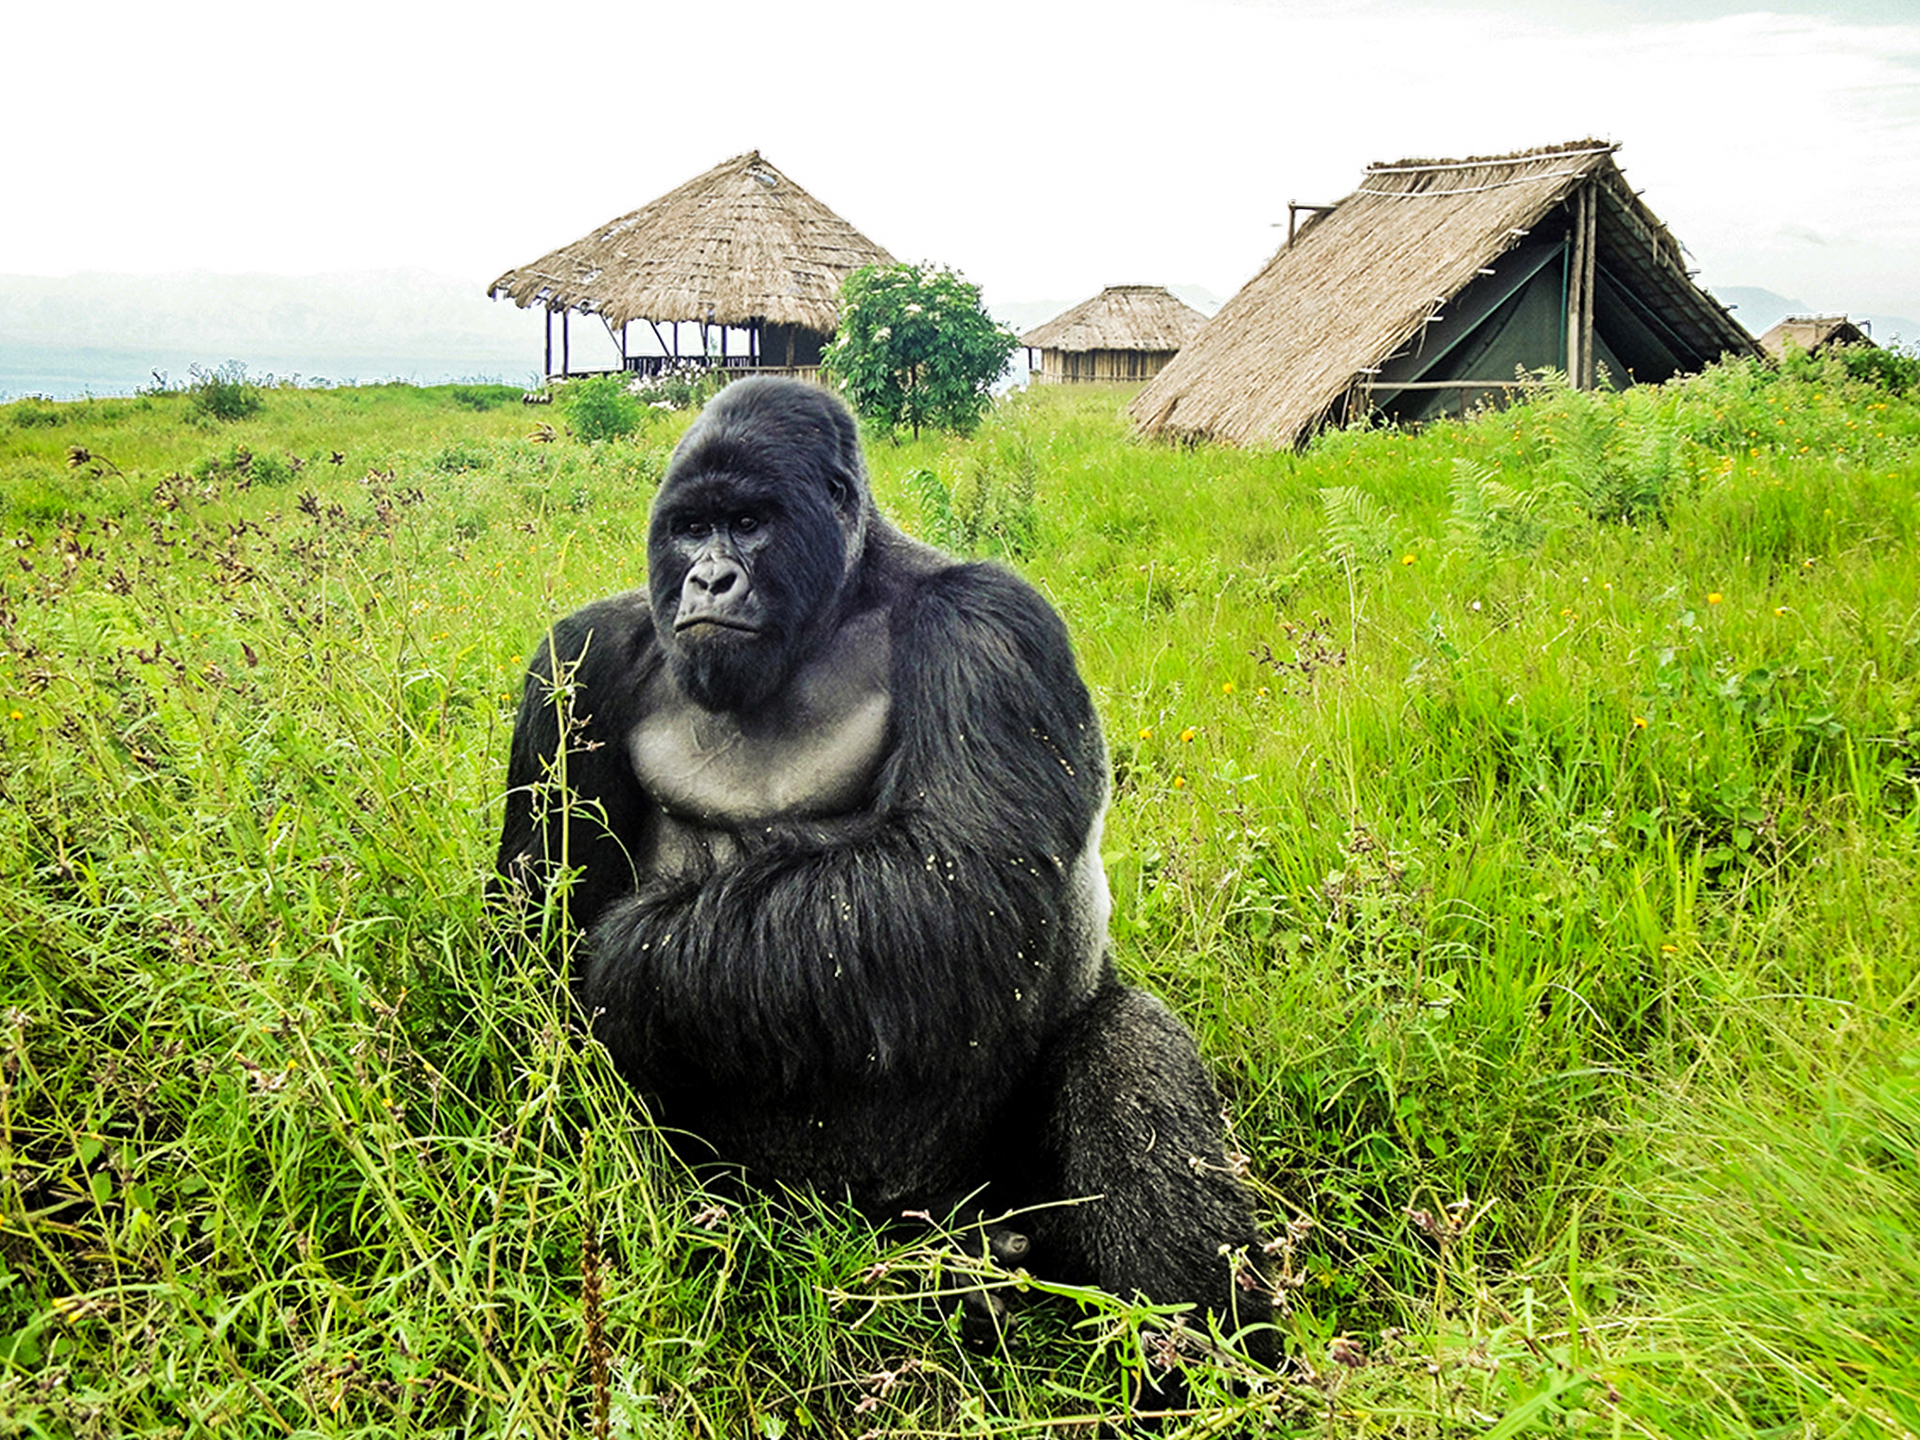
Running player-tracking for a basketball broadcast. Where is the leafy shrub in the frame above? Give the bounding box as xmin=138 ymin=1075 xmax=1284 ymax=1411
xmin=556 ymin=373 xmax=644 ymax=442
xmin=186 ymin=362 xmax=265 ymax=423
xmin=824 ymin=262 xmax=1017 ymax=439
xmin=1831 ymin=341 xmax=1920 ymax=396
xmin=7 ymin=398 xmax=64 ymax=428
xmin=249 ymin=453 xmax=293 ymax=486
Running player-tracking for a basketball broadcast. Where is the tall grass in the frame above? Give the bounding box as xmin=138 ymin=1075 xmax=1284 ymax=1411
xmin=2 ymin=359 xmax=1918 ymax=1435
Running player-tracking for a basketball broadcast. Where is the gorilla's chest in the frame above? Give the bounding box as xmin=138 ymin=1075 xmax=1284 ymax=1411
xmin=630 ymin=614 xmax=892 ymax=826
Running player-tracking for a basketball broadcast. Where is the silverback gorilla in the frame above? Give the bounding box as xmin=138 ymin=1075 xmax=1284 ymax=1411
xmin=496 ymin=377 xmax=1273 ymax=1362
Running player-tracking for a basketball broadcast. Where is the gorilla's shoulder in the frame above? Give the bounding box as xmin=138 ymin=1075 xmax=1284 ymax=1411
xmin=893 ymin=558 xmax=1086 ymax=708
xmin=535 ymin=590 xmax=659 ymax=679
xmin=902 ymin=559 xmax=1074 ymax=652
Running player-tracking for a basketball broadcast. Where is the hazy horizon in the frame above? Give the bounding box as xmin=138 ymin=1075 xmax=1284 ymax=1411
xmin=4 ymin=265 xmax=1913 ymax=403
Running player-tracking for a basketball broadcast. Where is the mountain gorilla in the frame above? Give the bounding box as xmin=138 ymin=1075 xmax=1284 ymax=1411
xmin=496 ymin=377 xmax=1273 ymax=1365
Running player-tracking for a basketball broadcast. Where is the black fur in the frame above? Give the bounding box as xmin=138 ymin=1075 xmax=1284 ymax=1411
xmin=496 ymin=377 xmax=1273 ymax=1364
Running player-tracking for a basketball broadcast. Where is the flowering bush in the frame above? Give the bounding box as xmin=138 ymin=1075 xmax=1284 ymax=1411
xmin=823 ymin=263 xmax=1016 ymax=439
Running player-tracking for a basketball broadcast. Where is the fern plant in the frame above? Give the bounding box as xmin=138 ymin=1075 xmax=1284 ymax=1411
xmin=906 ymin=436 xmax=1039 ymax=559
xmin=1447 ymin=458 xmax=1556 ymax=552
xmin=1318 ymin=484 xmax=1396 ymax=565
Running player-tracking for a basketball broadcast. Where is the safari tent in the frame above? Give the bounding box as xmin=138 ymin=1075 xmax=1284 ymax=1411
xmin=1758 ymin=314 xmax=1875 ymax=359
xmin=1130 ymin=140 xmax=1759 ymax=448
xmin=488 ymin=150 xmax=895 ymax=380
xmin=1019 ymin=285 xmax=1208 ymax=384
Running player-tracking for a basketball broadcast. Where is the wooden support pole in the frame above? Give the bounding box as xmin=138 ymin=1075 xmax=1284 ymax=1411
xmin=1579 ymin=182 xmax=1598 ymax=389
xmin=562 ymin=309 xmax=571 ymax=377
xmin=1565 ymin=185 xmax=1587 ymax=388
xmin=1287 ymin=201 xmax=1335 ymax=247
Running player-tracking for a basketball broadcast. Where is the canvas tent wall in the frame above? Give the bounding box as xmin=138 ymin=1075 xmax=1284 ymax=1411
xmin=1130 ymin=141 xmax=1759 ymax=448
xmin=488 ymin=150 xmax=895 ymax=380
xmin=1019 ymin=285 xmax=1208 ymax=384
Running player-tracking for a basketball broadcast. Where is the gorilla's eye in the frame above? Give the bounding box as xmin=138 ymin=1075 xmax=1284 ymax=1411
xmin=734 ymin=514 xmax=760 ymax=534
xmin=677 ymin=517 xmax=712 ymax=539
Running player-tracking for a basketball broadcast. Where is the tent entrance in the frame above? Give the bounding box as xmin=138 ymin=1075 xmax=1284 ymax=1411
xmin=1367 ymin=225 xmax=1630 ymax=426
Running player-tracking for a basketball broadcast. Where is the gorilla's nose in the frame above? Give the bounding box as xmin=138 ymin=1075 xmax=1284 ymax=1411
xmin=688 ymin=556 xmax=744 ymax=597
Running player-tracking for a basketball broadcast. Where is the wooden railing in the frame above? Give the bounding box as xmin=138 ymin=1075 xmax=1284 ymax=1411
xmin=547 ymin=360 xmax=823 ymax=386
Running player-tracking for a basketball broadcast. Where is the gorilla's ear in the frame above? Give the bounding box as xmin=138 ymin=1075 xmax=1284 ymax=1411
xmin=825 ymin=470 xmax=853 ymax=510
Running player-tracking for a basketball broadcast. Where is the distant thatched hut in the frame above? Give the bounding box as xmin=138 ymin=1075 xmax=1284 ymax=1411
xmin=1131 ymin=141 xmax=1759 ymax=448
xmin=1758 ymin=314 xmax=1875 ymax=359
xmin=488 ymin=150 xmax=895 ymax=380
xmin=1019 ymin=285 xmax=1208 ymax=384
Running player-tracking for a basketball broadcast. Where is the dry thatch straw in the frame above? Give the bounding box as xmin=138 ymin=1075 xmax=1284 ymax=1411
xmin=1019 ymin=285 xmax=1208 ymax=353
xmin=487 ymin=150 xmax=895 ymax=332
xmin=1758 ymin=315 xmax=1875 ymax=358
xmin=1130 ymin=140 xmax=1757 ymax=448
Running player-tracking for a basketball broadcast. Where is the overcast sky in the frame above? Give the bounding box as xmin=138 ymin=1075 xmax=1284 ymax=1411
xmin=8 ymin=0 xmax=1919 ymax=318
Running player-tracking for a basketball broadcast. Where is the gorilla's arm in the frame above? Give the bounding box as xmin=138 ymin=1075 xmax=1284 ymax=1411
xmin=495 ymin=593 xmax=661 ymax=949
xmin=587 ymin=562 xmax=1108 ymax=1091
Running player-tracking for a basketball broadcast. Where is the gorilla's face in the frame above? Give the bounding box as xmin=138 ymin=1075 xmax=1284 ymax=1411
xmin=649 ymin=381 xmax=871 ymax=713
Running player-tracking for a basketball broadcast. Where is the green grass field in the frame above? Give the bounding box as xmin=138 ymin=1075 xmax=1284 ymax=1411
xmin=2 ymin=356 xmax=1917 ymax=1436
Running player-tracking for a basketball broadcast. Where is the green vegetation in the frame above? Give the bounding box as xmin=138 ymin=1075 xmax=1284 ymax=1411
xmin=555 ymin=373 xmax=647 ymax=443
xmin=2 ymin=355 xmax=1918 ymax=1436
xmin=824 ymin=262 xmax=1018 ymax=439
xmin=184 ymin=361 xmax=269 ymax=424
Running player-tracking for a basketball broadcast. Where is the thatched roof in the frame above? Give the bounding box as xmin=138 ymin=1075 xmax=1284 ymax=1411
xmin=1758 ymin=314 xmax=1874 ymax=358
xmin=1019 ymin=285 xmax=1208 ymax=353
xmin=1130 ymin=140 xmax=1758 ymax=448
xmin=488 ymin=150 xmax=895 ymax=331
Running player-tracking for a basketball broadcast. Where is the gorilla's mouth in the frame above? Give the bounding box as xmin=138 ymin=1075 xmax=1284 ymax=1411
xmin=675 ymin=615 xmax=762 ymax=637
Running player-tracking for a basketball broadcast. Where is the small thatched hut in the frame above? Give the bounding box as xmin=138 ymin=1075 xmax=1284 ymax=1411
xmin=489 ymin=150 xmax=895 ymax=379
xmin=1131 ymin=140 xmax=1759 ymax=448
xmin=1758 ymin=314 xmax=1875 ymax=359
xmin=1019 ymin=285 xmax=1208 ymax=384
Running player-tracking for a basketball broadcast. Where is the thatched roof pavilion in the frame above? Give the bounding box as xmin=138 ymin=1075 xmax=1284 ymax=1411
xmin=1758 ymin=314 xmax=1874 ymax=359
xmin=1020 ymin=285 xmax=1208 ymax=384
xmin=1130 ymin=140 xmax=1759 ymax=448
xmin=489 ymin=150 xmax=896 ymax=377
